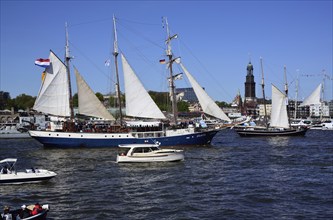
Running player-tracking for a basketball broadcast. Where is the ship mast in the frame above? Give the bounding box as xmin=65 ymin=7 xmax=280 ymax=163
xmin=284 ymin=65 xmax=291 ymax=127
xmin=113 ymin=15 xmax=123 ymax=125
xmin=163 ymin=17 xmax=178 ymax=125
xmin=65 ymin=22 xmax=74 ymax=120
xmin=294 ymin=73 xmax=299 ymax=119
xmin=260 ymin=57 xmax=268 ymax=129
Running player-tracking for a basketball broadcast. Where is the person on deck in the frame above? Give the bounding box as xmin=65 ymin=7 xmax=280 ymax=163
xmin=31 ymin=203 xmax=42 ymax=216
xmin=1 ymin=206 xmax=12 ymax=220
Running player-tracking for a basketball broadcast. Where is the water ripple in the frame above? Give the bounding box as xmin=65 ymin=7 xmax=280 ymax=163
xmin=0 ymin=129 xmax=332 ymax=219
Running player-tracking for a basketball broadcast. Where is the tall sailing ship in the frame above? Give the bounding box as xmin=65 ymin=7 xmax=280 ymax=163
xmin=28 ymin=17 xmax=231 ymax=148
xmin=234 ymin=60 xmax=308 ymax=137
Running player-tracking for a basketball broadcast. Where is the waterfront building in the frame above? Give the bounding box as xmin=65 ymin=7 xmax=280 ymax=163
xmin=244 ymin=62 xmax=256 ymax=102
xmin=243 ymin=62 xmax=258 ymax=116
xmin=329 ymin=100 xmax=333 ymax=117
xmin=258 ymin=103 xmax=272 ymax=117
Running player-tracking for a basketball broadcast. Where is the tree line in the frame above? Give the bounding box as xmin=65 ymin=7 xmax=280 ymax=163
xmin=0 ymin=90 xmax=231 ymax=112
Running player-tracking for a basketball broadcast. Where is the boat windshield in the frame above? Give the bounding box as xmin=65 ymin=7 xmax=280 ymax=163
xmin=133 ymin=147 xmax=160 ymax=153
xmin=0 ymin=159 xmax=16 ymax=173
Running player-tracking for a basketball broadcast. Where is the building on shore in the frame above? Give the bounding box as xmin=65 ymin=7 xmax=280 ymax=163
xmin=243 ymin=62 xmax=258 ymax=116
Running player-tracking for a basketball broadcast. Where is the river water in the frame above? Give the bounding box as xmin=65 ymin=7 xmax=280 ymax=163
xmin=1 ymin=129 xmax=332 ymax=219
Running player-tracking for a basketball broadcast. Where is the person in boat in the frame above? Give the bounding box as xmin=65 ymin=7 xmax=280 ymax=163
xmin=1 ymin=166 xmax=8 ymax=174
xmin=1 ymin=206 xmax=12 ymax=220
xmin=31 ymin=203 xmax=42 ymax=216
xmin=18 ymin=205 xmax=31 ymax=219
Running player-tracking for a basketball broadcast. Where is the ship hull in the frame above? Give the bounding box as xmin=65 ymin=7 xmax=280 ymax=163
xmin=234 ymin=127 xmax=308 ymax=137
xmin=28 ymin=130 xmax=219 ymax=148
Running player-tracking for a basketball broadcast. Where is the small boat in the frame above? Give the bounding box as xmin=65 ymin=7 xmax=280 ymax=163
xmin=0 ymin=122 xmax=30 ymax=139
xmin=2 ymin=203 xmax=49 ymax=220
xmin=322 ymin=119 xmax=333 ymax=130
xmin=0 ymin=158 xmax=57 ymax=184
xmin=116 ymin=144 xmax=184 ymax=163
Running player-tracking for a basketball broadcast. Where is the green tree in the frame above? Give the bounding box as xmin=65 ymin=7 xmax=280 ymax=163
xmin=0 ymin=91 xmax=11 ymax=110
xmin=73 ymin=93 xmax=78 ymax=107
xmin=149 ymin=91 xmax=169 ymax=111
xmin=11 ymin=94 xmax=35 ymax=111
xmin=177 ymin=101 xmax=189 ymax=112
xmin=95 ymin=92 xmax=104 ymax=102
xmin=216 ymin=101 xmax=231 ymax=108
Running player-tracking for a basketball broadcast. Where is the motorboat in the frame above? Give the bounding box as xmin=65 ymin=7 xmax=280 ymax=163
xmin=2 ymin=203 xmax=49 ymax=220
xmin=322 ymin=119 xmax=333 ymax=130
xmin=116 ymin=144 xmax=184 ymax=163
xmin=0 ymin=122 xmax=30 ymax=139
xmin=0 ymin=158 xmax=57 ymax=184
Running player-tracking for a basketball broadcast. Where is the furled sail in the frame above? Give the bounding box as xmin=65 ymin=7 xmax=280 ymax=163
xmin=75 ymin=68 xmax=115 ymax=120
xmin=33 ymin=51 xmax=70 ymax=117
xmin=121 ymin=54 xmax=166 ymax=119
xmin=299 ymin=83 xmax=322 ymax=106
xmin=180 ymin=63 xmax=231 ymax=122
xmin=270 ymin=84 xmax=289 ymax=128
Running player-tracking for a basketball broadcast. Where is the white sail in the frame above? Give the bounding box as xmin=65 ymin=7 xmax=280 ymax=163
xmin=121 ymin=54 xmax=166 ymax=119
xmin=180 ymin=63 xmax=231 ymax=122
xmin=33 ymin=51 xmax=70 ymax=117
xmin=299 ymin=83 xmax=322 ymax=106
xmin=270 ymin=84 xmax=289 ymax=128
xmin=75 ymin=68 xmax=115 ymax=120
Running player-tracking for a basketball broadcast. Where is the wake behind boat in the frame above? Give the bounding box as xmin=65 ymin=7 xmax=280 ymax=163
xmin=116 ymin=144 xmax=184 ymax=163
xmin=0 ymin=158 xmax=57 ymax=184
xmin=28 ymin=17 xmax=230 ymax=148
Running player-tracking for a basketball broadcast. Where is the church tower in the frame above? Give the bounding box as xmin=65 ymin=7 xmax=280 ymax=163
xmin=244 ymin=62 xmax=256 ymax=102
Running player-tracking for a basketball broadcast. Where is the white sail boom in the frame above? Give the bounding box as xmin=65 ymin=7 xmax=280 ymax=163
xmin=299 ymin=83 xmax=322 ymax=106
xmin=180 ymin=63 xmax=231 ymax=122
xmin=121 ymin=54 xmax=166 ymax=119
xmin=33 ymin=51 xmax=70 ymax=117
xmin=270 ymin=84 xmax=289 ymax=128
xmin=75 ymin=68 xmax=115 ymax=120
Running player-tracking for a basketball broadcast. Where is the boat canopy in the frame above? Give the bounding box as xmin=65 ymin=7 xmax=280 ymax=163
xmin=118 ymin=144 xmax=160 ymax=148
xmin=0 ymin=158 xmax=17 ymax=164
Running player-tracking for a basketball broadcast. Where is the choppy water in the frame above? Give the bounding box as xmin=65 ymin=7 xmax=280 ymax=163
xmin=1 ymin=129 xmax=332 ymax=219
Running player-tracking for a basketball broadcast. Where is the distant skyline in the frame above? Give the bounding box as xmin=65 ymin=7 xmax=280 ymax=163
xmin=1 ymin=0 xmax=332 ymax=103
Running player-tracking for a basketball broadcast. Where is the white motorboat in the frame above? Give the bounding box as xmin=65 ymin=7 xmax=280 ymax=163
xmin=0 ymin=158 xmax=57 ymax=184
xmin=0 ymin=123 xmax=30 ymax=139
xmin=322 ymin=119 xmax=333 ymax=130
xmin=116 ymin=144 xmax=184 ymax=163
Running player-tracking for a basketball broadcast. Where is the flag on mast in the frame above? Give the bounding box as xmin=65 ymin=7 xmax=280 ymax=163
xmin=35 ymin=58 xmax=50 ymax=68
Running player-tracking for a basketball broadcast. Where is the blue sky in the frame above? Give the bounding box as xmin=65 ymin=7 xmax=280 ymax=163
xmin=1 ymin=0 xmax=332 ymax=103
